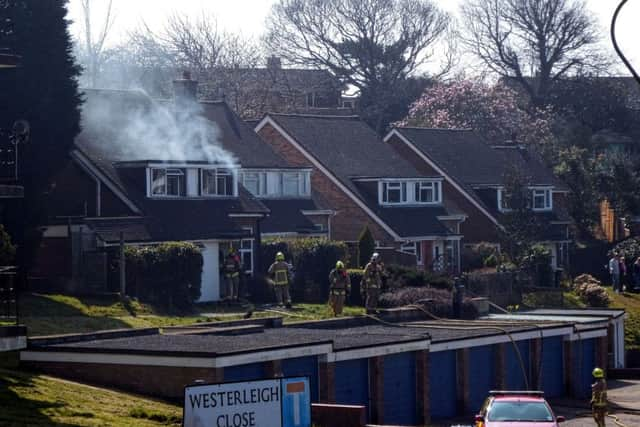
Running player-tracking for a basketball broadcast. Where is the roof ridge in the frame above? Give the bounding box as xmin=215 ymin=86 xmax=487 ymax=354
xmin=397 ymin=126 xmax=473 ymax=132
xmin=268 ymin=113 xmax=361 ymax=120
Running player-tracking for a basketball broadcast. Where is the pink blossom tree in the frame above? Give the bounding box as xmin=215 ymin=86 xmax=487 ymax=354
xmin=399 ymin=80 xmax=554 ymax=147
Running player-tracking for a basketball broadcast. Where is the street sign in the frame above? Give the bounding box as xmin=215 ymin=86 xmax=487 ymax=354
xmin=183 ymin=377 xmax=311 ymax=427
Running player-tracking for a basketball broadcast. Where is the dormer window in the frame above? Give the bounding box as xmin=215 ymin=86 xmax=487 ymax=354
xmin=531 ymin=188 xmax=552 ymax=211
xmin=202 ymin=168 xmax=234 ymax=196
xmin=241 ymin=169 xmax=311 ymax=198
xmin=379 ymin=179 xmax=441 ymax=205
xmin=151 ymin=168 xmax=184 ymax=197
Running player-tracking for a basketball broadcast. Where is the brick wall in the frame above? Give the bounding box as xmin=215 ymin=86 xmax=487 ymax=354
xmin=258 ymin=124 xmax=395 ymax=245
xmin=387 ymin=135 xmax=499 ymax=243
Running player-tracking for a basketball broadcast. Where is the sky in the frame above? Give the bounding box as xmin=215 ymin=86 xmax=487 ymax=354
xmin=66 ymin=0 xmax=640 ymax=76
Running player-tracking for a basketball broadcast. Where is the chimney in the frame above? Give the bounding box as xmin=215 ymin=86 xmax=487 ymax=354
xmin=267 ymin=56 xmax=282 ymax=69
xmin=173 ymin=70 xmax=198 ymax=105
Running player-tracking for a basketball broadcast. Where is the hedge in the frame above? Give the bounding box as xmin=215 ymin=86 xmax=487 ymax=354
xmin=260 ymin=238 xmax=349 ymax=303
xmin=125 ymin=242 xmax=203 ymax=310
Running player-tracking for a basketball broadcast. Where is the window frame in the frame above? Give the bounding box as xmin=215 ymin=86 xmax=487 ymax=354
xmin=414 ymin=181 xmax=441 ymax=204
xmin=149 ymin=167 xmax=185 ymax=197
xmin=531 ymin=187 xmax=553 ymax=211
xmin=201 ymin=168 xmax=235 ymax=197
xmin=241 ymin=169 xmax=311 ymax=198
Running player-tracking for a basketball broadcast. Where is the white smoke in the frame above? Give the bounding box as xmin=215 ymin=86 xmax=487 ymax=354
xmin=80 ymin=88 xmax=237 ymax=168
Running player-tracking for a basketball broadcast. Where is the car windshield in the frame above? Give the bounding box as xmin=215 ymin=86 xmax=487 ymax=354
xmin=487 ymin=401 xmax=553 ymax=422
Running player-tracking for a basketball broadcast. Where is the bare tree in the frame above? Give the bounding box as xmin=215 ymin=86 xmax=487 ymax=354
xmin=460 ymin=0 xmax=605 ymax=106
xmin=78 ymin=0 xmax=115 ymax=88
xmin=264 ymin=0 xmax=451 ymax=132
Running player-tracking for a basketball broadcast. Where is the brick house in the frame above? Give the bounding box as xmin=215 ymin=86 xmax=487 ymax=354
xmin=256 ymin=114 xmax=465 ymax=271
xmin=385 ymin=127 xmax=572 ymax=270
xmin=36 ymin=76 xmax=331 ymax=300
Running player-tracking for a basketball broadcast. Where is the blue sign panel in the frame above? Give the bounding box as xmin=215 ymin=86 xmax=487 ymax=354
xmin=281 ymin=377 xmax=311 ymax=427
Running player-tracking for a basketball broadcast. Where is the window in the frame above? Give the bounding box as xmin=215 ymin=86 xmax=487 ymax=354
xmin=150 ymin=168 xmax=184 ymax=196
xmin=239 ymin=238 xmax=253 ymax=273
xmin=306 ymin=92 xmax=317 ymax=107
xmin=282 ymin=172 xmax=300 ymax=196
xmin=243 ymin=172 xmax=262 ymax=196
xmin=415 ymin=181 xmax=440 ymax=203
xmin=401 ymin=241 xmax=423 ymax=264
xmin=382 ymin=182 xmax=407 ymax=204
xmin=202 ymin=168 xmax=234 ymax=196
xmin=531 ymin=188 xmax=552 ymax=211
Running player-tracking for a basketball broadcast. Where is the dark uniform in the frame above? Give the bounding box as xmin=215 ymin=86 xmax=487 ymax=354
xmin=328 ymin=267 xmax=351 ymax=316
xmin=222 ymin=253 xmax=241 ymax=301
xmin=362 ymin=258 xmax=384 ymax=313
xmin=268 ymin=260 xmax=292 ymax=307
xmin=591 ymin=377 xmax=607 ymax=427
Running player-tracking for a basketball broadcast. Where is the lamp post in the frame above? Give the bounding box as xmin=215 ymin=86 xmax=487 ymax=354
xmin=611 ymin=0 xmax=640 ymax=88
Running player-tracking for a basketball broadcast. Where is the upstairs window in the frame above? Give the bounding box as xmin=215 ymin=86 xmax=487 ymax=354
xmin=242 ymin=170 xmax=310 ymax=198
xmin=202 ymin=168 xmax=234 ymax=196
xmin=283 ymin=172 xmax=300 ymax=196
xmin=532 ymin=188 xmax=552 ymax=211
xmin=382 ymin=182 xmax=407 ymax=204
xmin=415 ymin=181 xmax=440 ymax=203
xmin=151 ymin=168 xmax=184 ymax=197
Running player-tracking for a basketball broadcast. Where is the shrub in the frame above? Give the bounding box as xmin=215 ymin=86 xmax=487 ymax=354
xmin=348 ymin=268 xmax=364 ymax=306
xmin=378 ymin=286 xmax=478 ymax=319
xmin=125 ymin=242 xmax=203 ymax=310
xmin=573 ymin=274 xmax=610 ymax=307
xmin=462 ymin=242 xmax=498 ymax=271
xmin=384 ymin=264 xmax=452 ymax=289
xmin=357 ymin=225 xmax=376 ymax=268
xmin=0 ymin=225 xmax=16 ymax=265
xmin=483 ymin=254 xmax=498 ymax=268
xmin=261 ymin=238 xmax=349 ymax=303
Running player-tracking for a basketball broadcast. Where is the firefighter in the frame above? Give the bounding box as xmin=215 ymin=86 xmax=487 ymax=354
xmin=222 ymin=249 xmax=241 ymax=302
xmin=591 ymin=367 xmax=608 ymax=427
xmin=268 ymin=252 xmax=292 ymax=308
xmin=328 ymin=260 xmax=351 ymax=316
xmin=362 ymin=252 xmax=384 ymax=314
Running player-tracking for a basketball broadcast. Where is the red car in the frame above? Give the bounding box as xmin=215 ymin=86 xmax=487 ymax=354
xmin=475 ymin=391 xmax=566 ymax=427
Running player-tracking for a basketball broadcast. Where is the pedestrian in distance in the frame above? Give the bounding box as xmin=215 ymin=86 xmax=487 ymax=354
xmin=268 ymin=251 xmax=292 ymax=308
xmin=328 ymin=260 xmax=351 ymax=316
xmin=620 ymin=256 xmax=627 ymax=292
xmin=222 ymin=249 xmax=242 ymax=302
xmin=591 ymin=367 xmax=608 ymax=427
xmin=362 ymin=252 xmax=385 ymax=314
xmin=609 ymin=253 xmax=621 ymax=293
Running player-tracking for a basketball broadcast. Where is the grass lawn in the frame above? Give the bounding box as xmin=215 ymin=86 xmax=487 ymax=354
xmin=605 ymin=287 xmax=640 ymax=349
xmin=0 ymin=368 xmax=181 ymax=426
xmin=18 ymin=293 xmax=365 ymax=336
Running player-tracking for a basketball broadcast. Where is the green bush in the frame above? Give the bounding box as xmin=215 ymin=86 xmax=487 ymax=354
xmin=357 ymin=225 xmax=375 ymax=268
xmin=260 ymin=238 xmax=349 ymax=303
xmin=462 ymin=242 xmax=498 ymax=271
xmin=483 ymin=254 xmax=498 ymax=268
xmin=384 ymin=264 xmax=452 ymax=290
xmin=0 ymin=225 xmax=16 ymax=265
xmin=347 ymin=268 xmax=364 ymax=306
xmin=125 ymin=242 xmax=203 ymax=310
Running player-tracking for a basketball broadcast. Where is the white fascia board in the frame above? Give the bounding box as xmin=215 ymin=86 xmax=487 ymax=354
xmin=71 ymin=150 xmax=142 ymax=214
xmin=213 ymin=343 xmax=332 ymax=368
xmin=148 ymin=162 xmax=242 ymax=169
xmin=384 ymin=129 xmax=501 ymax=227
xmin=437 ymin=215 xmax=468 ymax=221
xmin=320 ymin=339 xmax=430 ymax=363
xmin=430 ymin=326 xmax=573 ymax=352
xmin=301 ymin=210 xmax=336 ymax=216
xmin=355 ymin=177 xmax=444 ymax=183
xmin=21 ymin=343 xmax=333 ymax=369
xmin=256 ymin=117 xmax=402 ymax=241
xmin=566 ymin=328 xmax=608 ymax=341
xmin=228 ymin=213 xmax=266 ymax=218
xmin=102 ymin=238 xmax=225 ymax=247
xmin=0 ymin=336 xmax=26 ymax=352
xmin=402 ymin=235 xmax=463 ymax=242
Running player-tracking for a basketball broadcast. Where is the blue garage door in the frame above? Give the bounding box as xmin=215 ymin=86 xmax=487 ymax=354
xmin=224 ymin=363 xmax=264 ymax=382
xmin=430 ymin=350 xmax=457 ymax=419
xmin=541 ymin=336 xmax=564 ymax=397
xmin=572 ymin=338 xmax=595 ymax=399
xmin=383 ymin=352 xmax=417 ymax=426
xmin=335 ymin=359 xmax=369 ymax=407
xmin=506 ymin=340 xmax=531 ymax=391
xmin=282 ymin=356 xmax=319 ymax=402
xmin=468 ymin=346 xmax=495 ymax=413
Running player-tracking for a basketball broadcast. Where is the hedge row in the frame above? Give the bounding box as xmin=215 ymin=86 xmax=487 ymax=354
xmin=125 ymin=242 xmax=203 ymax=310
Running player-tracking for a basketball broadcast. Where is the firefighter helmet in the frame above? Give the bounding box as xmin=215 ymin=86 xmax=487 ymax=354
xmin=371 ymin=252 xmax=380 ymax=261
xmin=276 ymin=252 xmax=285 ymax=262
xmin=336 ymin=261 xmax=344 ymax=270
xmin=593 ymin=367 xmax=604 ymax=378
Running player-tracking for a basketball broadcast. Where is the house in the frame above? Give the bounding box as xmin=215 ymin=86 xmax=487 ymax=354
xmin=207 ymin=56 xmax=347 ymax=119
xmin=35 ymin=74 xmax=331 ymax=301
xmin=385 ymin=127 xmax=572 ymax=270
xmin=255 ymin=114 xmax=465 ymax=272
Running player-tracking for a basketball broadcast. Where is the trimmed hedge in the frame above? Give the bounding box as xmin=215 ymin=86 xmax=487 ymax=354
xmin=379 ymin=286 xmax=478 ymax=319
xmin=260 ymin=238 xmax=349 ymax=303
xmin=125 ymin=242 xmax=203 ymax=310
xmin=384 ymin=264 xmax=452 ymax=289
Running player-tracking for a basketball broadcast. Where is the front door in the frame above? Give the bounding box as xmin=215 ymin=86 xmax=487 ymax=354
xmin=199 ymin=242 xmax=220 ymax=302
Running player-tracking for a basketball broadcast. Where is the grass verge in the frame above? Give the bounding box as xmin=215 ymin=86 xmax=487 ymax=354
xmin=0 ymin=368 xmax=181 ymax=426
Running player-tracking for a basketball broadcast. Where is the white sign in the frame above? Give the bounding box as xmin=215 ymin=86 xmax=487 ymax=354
xmin=183 ymin=377 xmax=310 ymax=427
